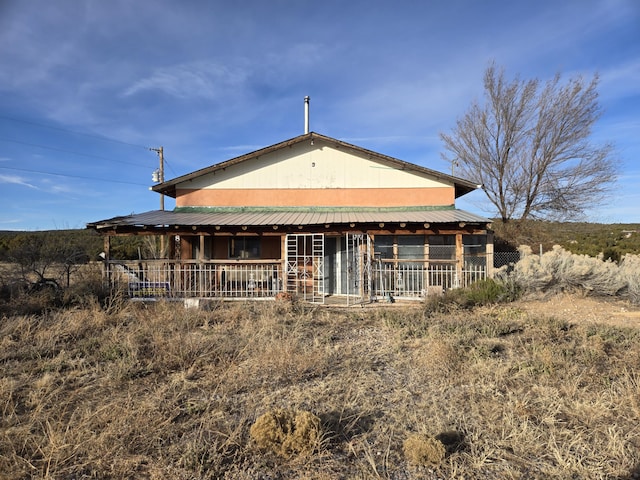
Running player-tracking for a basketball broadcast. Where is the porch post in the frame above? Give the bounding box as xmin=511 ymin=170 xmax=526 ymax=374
xmin=281 ymin=234 xmax=288 ymax=293
xmin=486 ymin=231 xmax=494 ymax=278
xmin=455 ymin=232 xmax=463 ymax=288
xmin=199 ymin=235 xmax=205 ymax=261
xmin=103 ymin=235 xmax=111 ymax=286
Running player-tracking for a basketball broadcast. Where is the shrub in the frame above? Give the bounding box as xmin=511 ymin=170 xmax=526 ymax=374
xmin=250 ymin=408 xmax=322 ymax=458
xmin=502 ymin=245 xmax=632 ymax=299
xmin=424 ymin=278 xmax=516 ymax=315
xmin=461 ymin=278 xmax=518 ymax=305
xmin=620 ymin=254 xmax=640 ymax=304
xmin=403 ymin=433 xmax=446 ymax=466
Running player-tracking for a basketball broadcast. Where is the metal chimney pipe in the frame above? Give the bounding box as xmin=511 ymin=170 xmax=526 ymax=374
xmin=304 ymin=96 xmax=310 ymax=134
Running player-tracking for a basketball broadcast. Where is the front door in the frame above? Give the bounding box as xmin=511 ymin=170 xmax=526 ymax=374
xmin=345 ymin=233 xmax=372 ymax=305
xmin=285 ymin=233 xmax=325 ymax=303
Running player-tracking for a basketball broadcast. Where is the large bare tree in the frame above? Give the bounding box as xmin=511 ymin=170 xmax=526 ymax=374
xmin=441 ymin=63 xmax=617 ymax=223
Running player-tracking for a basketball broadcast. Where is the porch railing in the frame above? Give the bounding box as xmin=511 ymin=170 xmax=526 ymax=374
xmin=106 ymin=257 xmax=488 ymax=301
xmin=370 ymin=259 xmax=487 ymax=299
xmin=107 ymin=260 xmax=283 ymax=299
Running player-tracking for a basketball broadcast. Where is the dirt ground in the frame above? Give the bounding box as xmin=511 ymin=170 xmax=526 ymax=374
xmin=514 ymin=293 xmax=640 ymax=329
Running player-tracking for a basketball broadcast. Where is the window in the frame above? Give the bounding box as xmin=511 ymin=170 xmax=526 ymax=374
xmin=229 ymin=237 xmax=261 ymax=259
xmin=397 ymin=235 xmax=424 ymax=260
xmin=374 ymin=235 xmax=394 ymax=260
xmin=373 ymin=235 xmax=425 ymax=262
xmin=463 ymin=235 xmax=486 ymax=256
xmin=190 ymin=236 xmax=213 ymax=259
xmin=429 ymin=235 xmax=455 ymax=260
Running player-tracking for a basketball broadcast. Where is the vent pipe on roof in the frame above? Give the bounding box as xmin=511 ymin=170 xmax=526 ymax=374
xmin=304 ymin=95 xmax=310 ymax=134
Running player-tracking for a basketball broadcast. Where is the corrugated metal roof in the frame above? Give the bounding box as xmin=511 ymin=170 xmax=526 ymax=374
xmin=87 ymin=208 xmax=490 ymax=230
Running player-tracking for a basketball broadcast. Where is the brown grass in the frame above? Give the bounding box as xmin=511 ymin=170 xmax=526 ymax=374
xmin=1 ymin=298 xmax=640 ymax=479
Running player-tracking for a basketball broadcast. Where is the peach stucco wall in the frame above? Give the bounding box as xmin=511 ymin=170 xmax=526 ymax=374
xmin=176 ymin=187 xmax=454 ymax=207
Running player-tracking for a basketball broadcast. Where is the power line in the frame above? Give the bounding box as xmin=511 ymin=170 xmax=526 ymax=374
xmin=0 ymin=136 xmax=150 ymax=168
xmin=0 ymin=165 xmax=150 ymax=186
xmin=0 ymin=114 xmax=150 ymax=150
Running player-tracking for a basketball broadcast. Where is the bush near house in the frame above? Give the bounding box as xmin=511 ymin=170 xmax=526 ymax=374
xmin=497 ymin=245 xmax=640 ymax=303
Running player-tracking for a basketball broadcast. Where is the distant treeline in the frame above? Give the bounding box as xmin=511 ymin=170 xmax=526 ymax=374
xmin=492 ymin=221 xmax=640 ymax=262
xmin=0 ymin=229 xmax=148 ymax=262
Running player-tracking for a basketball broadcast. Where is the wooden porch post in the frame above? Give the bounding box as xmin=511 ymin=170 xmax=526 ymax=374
xmin=103 ymin=235 xmax=111 ymax=285
xmin=486 ymin=231 xmax=494 ymax=278
xmin=199 ymin=235 xmax=205 ymax=261
xmin=455 ymin=232 xmax=463 ymax=288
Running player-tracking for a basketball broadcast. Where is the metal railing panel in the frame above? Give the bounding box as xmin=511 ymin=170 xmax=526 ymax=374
xmin=107 ymin=260 xmax=283 ymax=299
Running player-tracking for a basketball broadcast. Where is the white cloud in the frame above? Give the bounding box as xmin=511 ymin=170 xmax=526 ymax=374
xmin=0 ymin=174 xmax=38 ymax=189
xmin=122 ymin=60 xmax=249 ymax=101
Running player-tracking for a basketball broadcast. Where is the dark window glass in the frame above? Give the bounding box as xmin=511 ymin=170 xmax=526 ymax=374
xmin=229 ymin=237 xmax=261 ymax=259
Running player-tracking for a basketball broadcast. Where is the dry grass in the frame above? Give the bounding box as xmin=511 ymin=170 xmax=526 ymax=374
xmin=1 ymin=297 xmax=640 ymax=479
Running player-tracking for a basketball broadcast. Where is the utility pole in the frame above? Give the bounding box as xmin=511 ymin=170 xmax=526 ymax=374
xmin=150 ymin=146 xmax=166 ymax=259
xmin=150 ymin=146 xmax=165 ymax=210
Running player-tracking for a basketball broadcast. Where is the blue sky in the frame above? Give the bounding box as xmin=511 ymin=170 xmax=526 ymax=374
xmin=0 ymin=0 xmax=638 ymax=230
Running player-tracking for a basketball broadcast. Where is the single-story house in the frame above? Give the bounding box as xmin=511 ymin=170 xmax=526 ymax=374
xmin=87 ymin=131 xmax=493 ymax=304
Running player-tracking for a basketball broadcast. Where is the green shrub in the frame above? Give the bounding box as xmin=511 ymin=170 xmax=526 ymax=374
xmin=461 ymin=278 xmax=517 ymax=305
xmin=424 ymin=278 xmax=516 ymax=315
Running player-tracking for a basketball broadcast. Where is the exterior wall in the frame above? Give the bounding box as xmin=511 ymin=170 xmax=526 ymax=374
xmin=176 ymin=187 xmax=454 ymax=207
xmin=174 ymin=139 xmax=455 ymax=208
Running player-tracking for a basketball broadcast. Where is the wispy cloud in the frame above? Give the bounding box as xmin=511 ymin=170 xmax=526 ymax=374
xmin=123 ymin=60 xmax=249 ymax=101
xmin=0 ymin=174 xmax=38 ymax=189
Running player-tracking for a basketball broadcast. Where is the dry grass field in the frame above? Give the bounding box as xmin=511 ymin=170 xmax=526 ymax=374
xmin=1 ymin=293 xmax=640 ymax=479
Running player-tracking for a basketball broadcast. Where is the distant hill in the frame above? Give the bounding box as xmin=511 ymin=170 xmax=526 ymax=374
xmin=491 ymin=221 xmax=640 ymax=260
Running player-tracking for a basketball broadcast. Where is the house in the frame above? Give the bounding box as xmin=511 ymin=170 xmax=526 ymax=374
xmin=87 ymin=131 xmax=493 ymax=304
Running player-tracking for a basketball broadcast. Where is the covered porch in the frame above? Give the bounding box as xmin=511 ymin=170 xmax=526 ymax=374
xmin=88 ymin=208 xmax=493 ymax=304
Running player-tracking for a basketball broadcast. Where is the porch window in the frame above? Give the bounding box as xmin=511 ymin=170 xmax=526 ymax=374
xmin=429 ymin=235 xmax=456 ymax=261
xmin=229 ymin=237 xmax=261 ymax=259
xmin=397 ymin=235 xmax=424 ymax=262
xmin=374 ymin=235 xmax=394 ymax=260
xmin=374 ymin=235 xmax=425 ymax=262
xmin=463 ymin=235 xmax=486 ymax=255
xmin=463 ymin=234 xmax=487 ymax=268
xmin=191 ymin=236 xmax=212 ymax=260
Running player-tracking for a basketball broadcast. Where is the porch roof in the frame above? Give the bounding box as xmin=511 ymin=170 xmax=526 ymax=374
xmin=87 ymin=206 xmax=491 ymax=232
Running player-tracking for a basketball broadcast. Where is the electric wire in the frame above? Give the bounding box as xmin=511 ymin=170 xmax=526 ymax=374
xmin=0 ymin=165 xmax=149 ymax=187
xmin=0 ymin=136 xmax=150 ymax=168
xmin=0 ymin=115 xmax=180 ymax=178
xmin=0 ymin=114 xmax=150 ymax=149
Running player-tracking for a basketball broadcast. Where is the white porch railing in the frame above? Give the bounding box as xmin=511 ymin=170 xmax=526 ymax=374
xmin=106 ymin=257 xmax=487 ymax=300
xmin=107 ymin=260 xmax=283 ymax=299
xmin=371 ymin=260 xmax=487 ymax=299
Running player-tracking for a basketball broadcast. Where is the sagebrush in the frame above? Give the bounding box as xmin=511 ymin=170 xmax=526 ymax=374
xmin=498 ymin=245 xmax=640 ymax=303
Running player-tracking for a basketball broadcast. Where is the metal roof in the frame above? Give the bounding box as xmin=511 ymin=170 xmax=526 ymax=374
xmin=87 ymin=208 xmax=491 ymax=231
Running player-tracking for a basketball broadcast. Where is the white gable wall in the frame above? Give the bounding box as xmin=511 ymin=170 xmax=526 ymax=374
xmin=179 ymin=139 xmax=450 ymax=191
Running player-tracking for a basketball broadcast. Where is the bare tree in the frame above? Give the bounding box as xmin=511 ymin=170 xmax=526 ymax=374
xmin=441 ymin=63 xmax=617 ymax=223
